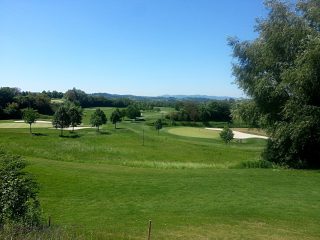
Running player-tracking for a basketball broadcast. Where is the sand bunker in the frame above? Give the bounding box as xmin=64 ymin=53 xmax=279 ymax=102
xmin=50 ymin=126 xmax=93 ymax=131
xmin=13 ymin=120 xmax=92 ymax=130
xmin=205 ymin=128 xmax=268 ymax=139
xmin=14 ymin=120 xmax=52 ymax=123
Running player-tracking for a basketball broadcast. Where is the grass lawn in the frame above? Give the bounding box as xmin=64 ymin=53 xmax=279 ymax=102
xmin=167 ymin=126 xmax=221 ymax=139
xmin=0 ymin=107 xmax=319 ymax=239
xmin=27 ymin=159 xmax=320 ymax=240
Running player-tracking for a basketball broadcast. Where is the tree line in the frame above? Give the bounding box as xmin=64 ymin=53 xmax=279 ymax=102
xmin=0 ymin=87 xmax=53 ymax=119
xmin=0 ymin=87 xmax=142 ymax=119
xmin=166 ymin=100 xmax=233 ymax=123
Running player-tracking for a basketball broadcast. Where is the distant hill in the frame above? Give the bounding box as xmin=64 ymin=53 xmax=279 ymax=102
xmin=160 ymin=94 xmax=233 ymax=100
xmin=91 ymin=93 xmax=236 ymax=101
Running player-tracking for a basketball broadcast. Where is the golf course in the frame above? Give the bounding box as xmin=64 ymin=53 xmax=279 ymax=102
xmin=0 ymin=107 xmax=319 ymax=239
xmin=2 ymin=0 xmax=320 ymax=238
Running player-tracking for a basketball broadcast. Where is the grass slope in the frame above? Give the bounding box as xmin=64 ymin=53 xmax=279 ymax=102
xmin=0 ymin=108 xmax=319 ymax=239
xmin=28 ymin=159 xmax=320 ymax=240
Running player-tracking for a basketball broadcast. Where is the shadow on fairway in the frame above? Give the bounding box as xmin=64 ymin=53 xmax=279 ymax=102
xmin=32 ymin=133 xmax=48 ymax=137
xmin=97 ymin=131 xmax=111 ymax=135
xmin=59 ymin=134 xmax=81 ymax=139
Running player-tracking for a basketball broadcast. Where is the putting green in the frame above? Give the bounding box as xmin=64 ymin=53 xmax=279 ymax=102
xmin=167 ymin=127 xmax=220 ymax=139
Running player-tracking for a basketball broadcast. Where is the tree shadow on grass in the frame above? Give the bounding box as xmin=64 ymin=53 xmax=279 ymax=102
xmin=59 ymin=134 xmax=81 ymax=139
xmin=32 ymin=133 xmax=48 ymax=137
xmin=96 ymin=131 xmax=111 ymax=135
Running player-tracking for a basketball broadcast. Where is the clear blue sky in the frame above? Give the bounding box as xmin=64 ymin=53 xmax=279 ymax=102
xmin=0 ymin=0 xmax=269 ymax=97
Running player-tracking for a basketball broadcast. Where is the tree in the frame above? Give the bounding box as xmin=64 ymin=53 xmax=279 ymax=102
xmin=52 ymin=105 xmax=71 ymax=136
xmin=154 ymin=119 xmax=163 ymax=135
xmin=0 ymin=149 xmax=42 ymax=228
xmin=90 ymin=108 xmax=107 ymax=131
xmin=110 ymin=108 xmax=122 ymax=129
xmin=4 ymin=102 xmax=21 ymax=119
xmin=232 ymin=100 xmax=262 ymax=128
xmin=0 ymin=87 xmax=20 ymax=109
xmin=68 ymin=105 xmax=83 ymax=132
xmin=219 ymin=126 xmax=234 ymax=144
xmin=229 ymin=0 xmax=320 ymax=168
xmin=64 ymin=88 xmax=89 ymax=106
xmin=126 ymin=105 xmax=141 ymax=120
xmin=120 ymin=109 xmax=127 ymax=120
xmin=22 ymin=108 xmax=39 ymax=134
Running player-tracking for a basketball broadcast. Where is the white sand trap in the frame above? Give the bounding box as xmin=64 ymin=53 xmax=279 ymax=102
xmin=14 ymin=120 xmax=52 ymax=123
xmin=50 ymin=126 xmax=93 ymax=131
xmin=205 ymin=128 xmax=268 ymax=139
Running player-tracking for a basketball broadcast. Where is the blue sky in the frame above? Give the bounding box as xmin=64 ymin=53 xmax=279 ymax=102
xmin=0 ymin=0 xmax=269 ymax=97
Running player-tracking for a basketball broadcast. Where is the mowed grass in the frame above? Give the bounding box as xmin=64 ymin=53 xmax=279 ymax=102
xmin=167 ymin=127 xmax=220 ymax=139
xmin=0 ymin=124 xmax=264 ymax=168
xmin=26 ymin=158 xmax=320 ymax=240
xmin=0 ymin=108 xmax=319 ymax=239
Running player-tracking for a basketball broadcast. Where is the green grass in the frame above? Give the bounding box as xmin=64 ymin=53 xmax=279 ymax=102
xmin=25 ymin=159 xmax=320 ymax=240
xmin=167 ymin=126 xmax=220 ymax=139
xmin=0 ymin=107 xmax=319 ymax=239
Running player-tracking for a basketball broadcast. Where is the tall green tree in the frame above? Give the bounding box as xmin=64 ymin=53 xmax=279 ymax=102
xmin=68 ymin=105 xmax=83 ymax=132
xmin=126 ymin=105 xmax=141 ymax=120
xmin=154 ymin=119 xmax=163 ymax=135
xmin=229 ymin=0 xmax=320 ymax=168
xmin=90 ymin=108 xmax=107 ymax=131
xmin=110 ymin=108 xmax=122 ymax=129
xmin=22 ymin=108 xmax=39 ymax=134
xmin=52 ymin=105 xmax=71 ymax=136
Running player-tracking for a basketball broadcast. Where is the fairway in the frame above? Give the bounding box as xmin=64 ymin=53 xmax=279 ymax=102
xmin=0 ymin=108 xmax=319 ymax=239
xmin=27 ymin=158 xmax=320 ymax=240
xmin=167 ymin=127 xmax=220 ymax=139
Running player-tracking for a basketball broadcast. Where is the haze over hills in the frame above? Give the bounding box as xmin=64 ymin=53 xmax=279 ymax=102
xmin=92 ymin=92 xmax=238 ymax=101
xmin=160 ymin=94 xmax=235 ymax=100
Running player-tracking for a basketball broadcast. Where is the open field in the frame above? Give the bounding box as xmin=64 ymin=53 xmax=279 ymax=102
xmin=0 ymin=108 xmax=319 ymax=239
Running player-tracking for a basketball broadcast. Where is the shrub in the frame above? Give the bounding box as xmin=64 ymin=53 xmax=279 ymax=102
xmin=0 ymin=149 xmax=42 ymax=229
xmin=219 ymin=126 xmax=234 ymax=143
xmin=234 ymin=160 xmax=275 ymax=169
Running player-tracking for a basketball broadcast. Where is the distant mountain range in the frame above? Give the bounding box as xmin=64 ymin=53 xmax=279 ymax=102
xmin=160 ymin=94 xmax=234 ymax=100
xmin=91 ymin=93 xmax=236 ymax=101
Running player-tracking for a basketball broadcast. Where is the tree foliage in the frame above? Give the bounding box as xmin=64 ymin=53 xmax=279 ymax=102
xmin=166 ymin=100 xmax=232 ymax=123
xmin=154 ymin=119 xmax=163 ymax=135
xmin=0 ymin=149 xmax=41 ymax=228
xmin=22 ymin=108 xmax=39 ymax=134
xmin=126 ymin=105 xmax=141 ymax=119
xmin=68 ymin=105 xmax=83 ymax=131
xmin=90 ymin=108 xmax=107 ymax=131
xmin=229 ymin=0 xmax=320 ymax=168
xmin=220 ymin=126 xmax=234 ymax=143
xmin=52 ymin=105 xmax=71 ymax=136
xmin=110 ymin=109 xmax=122 ymax=129
xmin=0 ymin=88 xmax=53 ymax=119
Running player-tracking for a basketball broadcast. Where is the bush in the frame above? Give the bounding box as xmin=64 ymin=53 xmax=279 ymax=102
xmin=233 ymin=160 xmax=275 ymax=169
xmin=219 ymin=126 xmax=234 ymax=143
xmin=0 ymin=148 xmax=42 ymax=229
